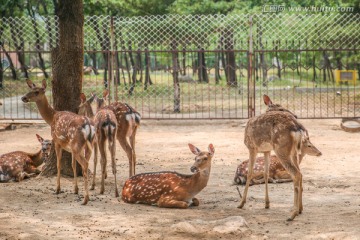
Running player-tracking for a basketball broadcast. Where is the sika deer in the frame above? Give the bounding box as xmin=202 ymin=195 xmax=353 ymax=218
xmin=0 ymin=134 xmax=52 ymax=182
xmin=234 ymin=136 xmax=322 ymax=185
xmin=78 ymin=91 xmax=119 ymax=197
xmin=238 ymin=95 xmax=318 ymax=221
xmin=21 ymin=79 xmax=95 ymax=205
xmin=122 ymin=144 xmax=215 ymax=208
xmin=102 ymin=102 xmax=140 ymax=177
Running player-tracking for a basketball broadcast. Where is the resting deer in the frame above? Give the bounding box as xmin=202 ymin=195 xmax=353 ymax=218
xmin=0 ymin=134 xmax=52 ymax=182
xmin=78 ymin=91 xmax=119 ymax=197
xmin=21 ymin=79 xmax=95 ymax=205
xmin=238 ymin=95 xmax=319 ymax=221
xmin=122 ymin=144 xmax=215 ymax=208
xmin=234 ymin=136 xmax=322 ymax=185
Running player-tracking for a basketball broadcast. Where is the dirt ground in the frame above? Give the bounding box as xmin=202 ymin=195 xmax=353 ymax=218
xmin=0 ymin=119 xmax=359 ymax=240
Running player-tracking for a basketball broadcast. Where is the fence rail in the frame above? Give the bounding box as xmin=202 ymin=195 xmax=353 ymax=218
xmin=0 ymin=14 xmax=359 ymax=121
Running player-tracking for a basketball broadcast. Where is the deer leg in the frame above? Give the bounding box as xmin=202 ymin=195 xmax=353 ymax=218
xmin=117 ymin=134 xmax=134 ymax=177
xmin=129 ymin=126 xmax=137 ymax=176
xmin=293 ymin=154 xmax=303 ymax=214
xmin=264 ymin=152 xmax=270 ymax=209
xmin=71 ymin=153 xmax=79 ymax=194
xmin=54 ymin=144 xmax=62 ymax=194
xmin=238 ymin=149 xmax=257 ymax=209
xmin=75 ymin=152 xmax=90 ymax=205
xmin=158 ymin=197 xmax=188 ymax=209
xmin=98 ymin=137 xmax=107 ymax=195
xmin=109 ymin=139 xmax=119 ymax=197
xmin=91 ymin=141 xmax=98 ymax=190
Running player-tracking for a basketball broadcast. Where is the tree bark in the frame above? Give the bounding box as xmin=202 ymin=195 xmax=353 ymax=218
xmin=43 ymin=0 xmax=84 ymax=177
xmin=197 ymin=47 xmax=209 ymax=83
xmin=144 ymin=46 xmax=152 ymax=90
xmin=171 ymin=41 xmax=180 ymax=113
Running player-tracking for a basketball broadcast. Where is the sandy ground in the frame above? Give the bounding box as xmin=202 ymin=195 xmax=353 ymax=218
xmin=0 ymin=119 xmax=359 ymax=240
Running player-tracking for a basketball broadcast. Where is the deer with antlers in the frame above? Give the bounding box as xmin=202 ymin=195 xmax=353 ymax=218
xmin=0 ymin=134 xmax=52 ymax=182
xmin=234 ymin=136 xmax=322 ymax=185
xmin=238 ymin=95 xmax=320 ymax=221
xmin=78 ymin=91 xmax=119 ymax=197
xmin=21 ymin=79 xmax=95 ymax=205
xmin=122 ymin=144 xmax=215 ymax=208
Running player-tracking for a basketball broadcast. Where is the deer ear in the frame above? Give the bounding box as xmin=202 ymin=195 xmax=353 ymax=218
xmin=208 ymin=144 xmax=215 ymax=156
xmin=263 ymin=94 xmax=272 ymax=106
xmin=188 ymin=144 xmax=201 ymax=155
xmin=26 ymin=79 xmax=36 ymax=89
xmin=36 ymin=134 xmax=44 ymax=143
xmin=80 ymin=93 xmax=87 ymax=103
xmin=41 ymin=79 xmax=47 ymax=89
xmin=103 ymin=89 xmax=109 ymax=100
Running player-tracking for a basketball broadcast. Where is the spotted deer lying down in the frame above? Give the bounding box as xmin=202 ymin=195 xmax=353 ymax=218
xmin=0 ymin=134 xmax=52 ymax=182
xmin=122 ymin=144 xmax=215 ymax=208
xmin=234 ymin=136 xmax=322 ymax=185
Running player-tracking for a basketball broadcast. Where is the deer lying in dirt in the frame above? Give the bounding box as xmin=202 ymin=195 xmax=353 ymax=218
xmin=234 ymin=136 xmax=322 ymax=185
xmin=0 ymin=134 xmax=52 ymax=182
xmin=21 ymin=79 xmax=95 ymax=205
xmin=238 ymin=94 xmax=319 ymax=221
xmin=78 ymin=91 xmax=119 ymax=197
xmin=122 ymin=144 xmax=215 ymax=208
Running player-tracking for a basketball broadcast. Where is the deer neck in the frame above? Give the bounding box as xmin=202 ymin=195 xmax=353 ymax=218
xmin=35 ymin=95 xmax=56 ymax=125
xmin=29 ymin=150 xmax=44 ymax=167
xmin=189 ymin=165 xmax=212 ymax=192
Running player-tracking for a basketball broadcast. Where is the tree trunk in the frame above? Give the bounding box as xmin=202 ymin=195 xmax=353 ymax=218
xmin=171 ymin=41 xmax=180 ymax=113
xmin=197 ymin=47 xmax=209 ymax=83
xmin=224 ymin=30 xmax=237 ymax=87
xmin=144 ymin=47 xmax=152 ymax=90
xmin=128 ymin=42 xmax=137 ymax=95
xmin=182 ymin=47 xmax=186 ymax=75
xmin=1 ymin=44 xmax=17 ymax=80
xmin=43 ymin=0 xmax=84 ymax=177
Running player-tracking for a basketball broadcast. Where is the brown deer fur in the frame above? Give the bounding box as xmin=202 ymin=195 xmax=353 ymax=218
xmin=0 ymin=134 xmax=52 ymax=182
xmin=234 ymin=136 xmax=322 ymax=185
xmin=21 ymin=79 xmax=95 ymax=205
xmin=238 ymin=95 xmax=320 ymax=221
xmin=78 ymin=91 xmax=119 ymax=197
xmin=122 ymin=144 xmax=215 ymax=208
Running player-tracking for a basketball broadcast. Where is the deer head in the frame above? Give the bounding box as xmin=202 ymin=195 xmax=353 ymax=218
xmin=78 ymin=93 xmax=96 ymax=118
xmin=21 ymin=79 xmax=47 ymax=103
xmin=263 ymin=94 xmax=297 ymax=118
xmin=188 ymin=143 xmax=215 ymax=173
xmin=301 ymin=136 xmax=322 ymax=157
xmin=36 ymin=134 xmax=52 ymax=158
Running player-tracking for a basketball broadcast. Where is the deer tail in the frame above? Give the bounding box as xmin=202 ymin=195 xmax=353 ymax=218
xmin=102 ymin=114 xmax=116 ymax=143
xmin=82 ymin=118 xmax=95 ymax=150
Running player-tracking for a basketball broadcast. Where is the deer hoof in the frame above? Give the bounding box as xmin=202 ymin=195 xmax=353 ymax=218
xmin=191 ymin=198 xmax=199 ymax=206
xmin=115 ymin=191 xmax=119 ymax=198
xmin=90 ymin=185 xmax=95 ymax=190
xmin=56 ymin=187 xmax=61 ymax=194
xmin=265 ymin=202 xmax=270 ymax=209
xmin=74 ymin=186 xmax=79 ymax=194
xmin=238 ymin=201 xmax=246 ymax=209
xmin=82 ymin=196 xmax=89 ymax=205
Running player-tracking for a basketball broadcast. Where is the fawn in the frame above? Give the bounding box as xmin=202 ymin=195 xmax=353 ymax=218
xmin=238 ymin=94 xmax=319 ymax=221
xmin=0 ymin=134 xmax=52 ymax=182
xmin=234 ymin=136 xmax=322 ymax=185
xmin=122 ymin=144 xmax=215 ymax=208
xmin=78 ymin=91 xmax=119 ymax=197
xmin=21 ymin=79 xmax=95 ymax=205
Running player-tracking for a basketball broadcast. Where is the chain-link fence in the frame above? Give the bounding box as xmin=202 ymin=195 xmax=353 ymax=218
xmin=0 ymin=13 xmax=359 ymax=121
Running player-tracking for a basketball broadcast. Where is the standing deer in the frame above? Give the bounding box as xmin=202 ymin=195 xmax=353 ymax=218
xmin=234 ymin=136 xmax=322 ymax=185
xmin=0 ymin=134 xmax=52 ymax=182
xmin=238 ymin=95 xmax=318 ymax=221
xmin=102 ymin=101 xmax=140 ymax=177
xmin=21 ymin=79 xmax=95 ymax=205
xmin=78 ymin=91 xmax=119 ymax=197
xmin=122 ymin=144 xmax=215 ymax=208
